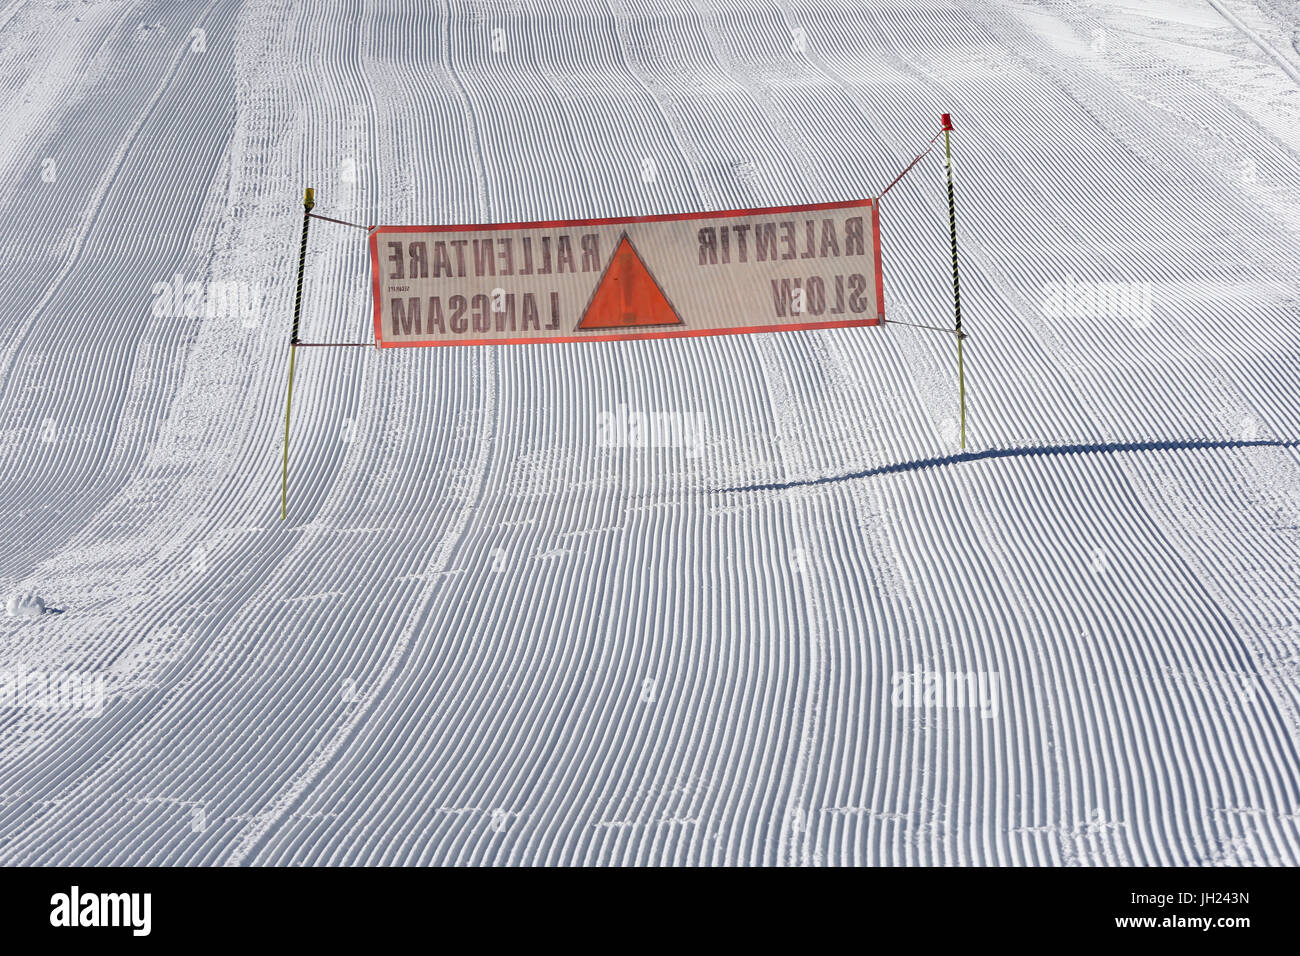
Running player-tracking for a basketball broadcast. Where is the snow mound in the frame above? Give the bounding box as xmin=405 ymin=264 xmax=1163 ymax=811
xmin=5 ymin=593 xmax=45 ymax=620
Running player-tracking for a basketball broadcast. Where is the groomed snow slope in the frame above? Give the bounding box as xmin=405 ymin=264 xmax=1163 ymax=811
xmin=1 ymin=0 xmax=1299 ymax=865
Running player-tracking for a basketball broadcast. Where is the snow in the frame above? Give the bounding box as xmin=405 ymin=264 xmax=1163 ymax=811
xmin=0 ymin=0 xmax=1299 ymax=865
xmin=5 ymin=593 xmax=43 ymax=620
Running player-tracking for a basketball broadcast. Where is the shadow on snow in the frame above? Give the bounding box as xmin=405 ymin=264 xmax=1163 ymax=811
xmin=721 ymin=438 xmax=1300 ymax=494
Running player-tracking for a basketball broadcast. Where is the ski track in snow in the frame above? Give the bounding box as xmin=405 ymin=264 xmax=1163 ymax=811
xmin=1 ymin=0 xmax=1299 ymax=865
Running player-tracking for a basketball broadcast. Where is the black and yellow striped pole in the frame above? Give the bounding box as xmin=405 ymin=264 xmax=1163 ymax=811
xmin=281 ymin=187 xmax=314 ymax=520
xmin=941 ymin=113 xmax=966 ymax=449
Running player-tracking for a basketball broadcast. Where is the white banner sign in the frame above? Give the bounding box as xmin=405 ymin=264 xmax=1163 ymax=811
xmin=369 ymin=198 xmax=885 ymax=347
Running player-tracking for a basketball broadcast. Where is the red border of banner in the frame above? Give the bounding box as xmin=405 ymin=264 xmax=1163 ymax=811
xmin=871 ymin=201 xmax=886 ymax=324
xmin=369 ymin=197 xmax=885 ymax=347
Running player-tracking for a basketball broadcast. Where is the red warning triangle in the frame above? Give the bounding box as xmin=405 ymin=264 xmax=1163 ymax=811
xmin=577 ymin=234 xmax=684 ymax=330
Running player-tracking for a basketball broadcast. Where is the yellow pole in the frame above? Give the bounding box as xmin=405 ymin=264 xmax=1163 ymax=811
xmin=941 ymin=114 xmax=966 ymax=449
xmin=281 ymin=187 xmax=314 ymax=520
xmin=280 ymin=344 xmax=298 ymax=521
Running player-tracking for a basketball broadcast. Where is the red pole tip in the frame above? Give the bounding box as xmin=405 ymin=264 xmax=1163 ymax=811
xmin=941 ymin=113 xmax=953 ymax=131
